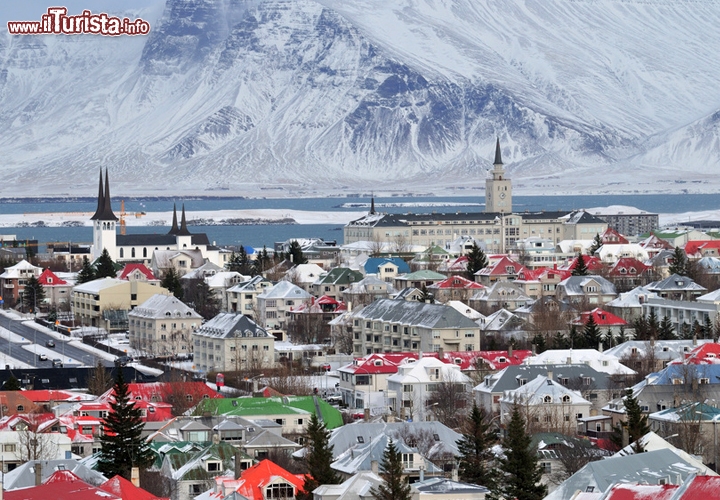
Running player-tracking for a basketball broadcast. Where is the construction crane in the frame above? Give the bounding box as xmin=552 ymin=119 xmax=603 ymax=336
xmin=118 ymin=200 xmax=146 ymax=235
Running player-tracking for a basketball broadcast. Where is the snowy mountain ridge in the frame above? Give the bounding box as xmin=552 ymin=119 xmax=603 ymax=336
xmin=1 ymin=0 xmax=719 ymax=197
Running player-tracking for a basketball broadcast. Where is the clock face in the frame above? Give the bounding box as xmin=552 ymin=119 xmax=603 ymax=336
xmin=500 ymin=192 xmax=506 ymax=199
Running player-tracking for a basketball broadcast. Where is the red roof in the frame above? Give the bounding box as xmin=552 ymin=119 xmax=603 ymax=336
xmin=608 ymin=258 xmax=651 ymax=277
xmin=444 ymin=255 xmax=469 ymax=272
xmin=685 ymin=240 xmax=720 ymax=257
xmin=680 ymin=475 xmax=720 ymax=499
xmin=601 ymin=227 xmax=630 ymax=245
xmin=235 ymin=460 xmax=306 ymax=500
xmin=100 ymin=381 xmax=223 ymax=405
xmin=562 ymin=255 xmax=604 ymax=272
xmin=683 ymin=343 xmax=720 ymax=364
xmin=429 ymin=276 xmax=483 ymax=290
xmin=477 ymin=256 xmax=529 ymax=277
xmin=603 ymin=483 xmax=678 ymax=500
xmin=100 ymin=475 xmax=169 ymax=500
xmin=20 ymin=390 xmax=89 ymax=403
xmin=340 ymin=353 xmax=419 ymax=375
xmin=118 ymin=263 xmax=157 ymax=281
xmin=531 ymin=267 xmax=573 ymax=281
xmin=5 ymin=470 xmax=122 ymax=500
xmin=571 ymin=308 xmax=628 ymax=327
xmin=340 ymin=350 xmax=532 ymax=373
xmin=37 ymin=268 xmax=68 ymax=286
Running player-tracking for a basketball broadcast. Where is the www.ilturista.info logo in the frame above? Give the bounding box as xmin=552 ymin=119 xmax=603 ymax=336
xmin=7 ymin=7 xmax=150 ymax=36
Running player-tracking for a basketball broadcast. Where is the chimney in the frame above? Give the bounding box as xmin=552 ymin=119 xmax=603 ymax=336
xmin=419 ymin=465 xmax=425 ymax=482
xmin=131 ymin=467 xmax=140 ymax=488
xmin=598 ymin=341 xmax=604 ymax=353
xmin=547 ymin=370 xmax=553 ymax=381
xmin=566 ymin=356 xmax=572 ymax=365
xmin=693 ymin=334 xmax=698 ymax=346
xmin=364 ymin=408 xmax=370 ymax=422
xmin=451 ymin=465 xmax=458 ymax=482
xmin=622 ymin=426 xmax=629 ymax=448
xmin=34 ymin=462 xmax=42 ymax=486
xmin=437 ymin=347 xmax=444 ymax=361
xmin=531 ymin=343 xmax=537 ymax=355
xmin=371 ymin=460 xmax=379 ymax=475
xmin=508 ymin=345 xmax=513 ymax=358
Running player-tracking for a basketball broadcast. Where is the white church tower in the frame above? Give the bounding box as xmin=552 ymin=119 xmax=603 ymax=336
xmin=485 ymin=138 xmax=512 ymax=213
xmin=90 ymin=169 xmax=118 ymax=261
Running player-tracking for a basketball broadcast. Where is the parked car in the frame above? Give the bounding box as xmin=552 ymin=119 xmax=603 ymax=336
xmin=45 ymin=340 xmax=55 ymax=348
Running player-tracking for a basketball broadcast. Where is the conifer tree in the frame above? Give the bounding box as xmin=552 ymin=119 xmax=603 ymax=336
xmin=77 ymin=256 xmax=96 ymax=284
xmin=582 ymin=313 xmax=602 ymax=349
xmin=646 ymin=309 xmax=660 ymax=339
xmin=160 ymin=268 xmax=184 ymax=300
xmin=420 ymin=284 xmax=434 ymax=304
xmin=571 ymin=252 xmax=589 ymax=276
xmin=466 ymin=242 xmax=489 ymax=280
xmin=589 ymin=233 xmax=603 ymax=255
xmin=611 ymin=389 xmax=650 ymax=453
xmin=97 ymin=368 xmax=154 ymax=480
xmin=458 ymin=403 xmax=498 ymax=491
xmin=497 ymin=407 xmax=547 ymax=500
xmin=568 ymin=324 xmax=585 ymax=349
xmin=227 ymin=246 xmax=252 ymax=275
xmin=370 ymin=439 xmax=411 ymax=500
xmin=22 ymin=275 xmax=45 ymax=313
xmin=531 ymin=333 xmax=547 ymax=354
xmin=2 ymin=375 xmax=21 ymax=391
xmin=552 ymin=331 xmax=568 ymax=349
xmin=298 ymin=413 xmax=339 ymax=500
xmin=286 ymin=240 xmax=308 ymax=265
xmin=669 ymin=246 xmax=688 ymax=276
xmin=95 ymin=248 xmax=117 ymax=279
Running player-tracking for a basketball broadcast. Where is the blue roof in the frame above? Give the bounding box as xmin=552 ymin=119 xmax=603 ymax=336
xmin=363 ymin=257 xmax=411 ymax=275
xmin=647 ymin=363 xmax=720 ymax=385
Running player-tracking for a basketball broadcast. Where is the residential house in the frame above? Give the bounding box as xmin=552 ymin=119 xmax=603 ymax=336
xmin=312 ymin=471 xmax=384 ymax=500
xmin=208 ymin=459 xmax=306 ymax=500
xmin=386 ymin=357 xmax=471 ymax=422
xmin=393 ymin=270 xmax=447 ymax=291
xmin=192 ymin=312 xmax=275 ymax=372
xmin=342 ymin=275 xmax=397 ymax=308
xmin=71 ymin=278 xmax=170 ymax=331
xmin=513 ymin=237 xmax=560 ymax=270
xmin=286 ymin=295 xmax=346 ymax=344
xmin=478 ymin=308 xmax=529 ymax=344
xmin=411 ymin=478 xmax=490 ymax=500
xmin=474 ymin=364 xmax=623 ymax=416
xmin=685 ymin=240 xmax=720 ymax=259
xmin=348 ymin=298 xmax=482 ymax=355
xmin=646 ymin=273 xmax=707 ymax=301
xmin=160 ymin=441 xmax=240 ymax=500
xmin=604 ymin=339 xmax=713 ymax=374
xmin=606 ymin=257 xmax=653 ymax=292
xmin=648 ymin=402 xmax=720 ymax=465
xmin=555 ymin=275 xmax=617 ymax=306
xmin=499 ymin=374 xmax=591 ymax=434
xmin=427 ymin=276 xmax=484 ymax=303
xmin=0 ymin=259 xmax=42 ymax=309
xmin=150 ymin=249 xmax=206 ymax=278
xmin=338 ymin=352 xmax=418 ymax=410
xmin=284 ymin=263 xmax=326 ymax=294
xmin=37 ymin=268 xmax=72 ymax=309
xmin=312 ymin=267 xmax=364 ymax=301
xmin=469 ymin=281 xmax=530 ymax=314
xmin=599 ymin=227 xmax=629 ymax=245
xmin=274 ymin=238 xmax=340 ymax=268
xmin=117 ymin=263 xmax=159 ymax=284
xmin=128 ymin=294 xmax=202 ymax=356
xmin=2 ymin=459 xmax=107 ymax=490
xmin=362 ymin=257 xmax=411 ymax=282
xmin=595 ymin=244 xmax=649 ymax=263
xmin=256 ymin=281 xmax=313 ymax=332
xmin=226 ymin=275 xmax=273 ymax=317
xmin=475 ymin=255 xmax=530 ymax=285
xmin=525 ymin=348 xmax=636 ymax=376
xmin=569 ymin=308 xmax=630 ymax=344
xmin=605 ymin=286 xmax=657 ymax=322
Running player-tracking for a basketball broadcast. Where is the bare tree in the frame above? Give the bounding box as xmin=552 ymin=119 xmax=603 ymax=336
xmin=87 ymin=360 xmax=113 ymax=396
xmin=549 ymin=443 xmax=606 ymax=484
xmin=266 ymin=365 xmax=314 ymax=396
xmin=15 ymin=412 xmax=59 ymax=462
xmin=427 ymin=374 xmax=470 ymax=429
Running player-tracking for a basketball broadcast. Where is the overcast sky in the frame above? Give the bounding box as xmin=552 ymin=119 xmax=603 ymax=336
xmin=1 ymin=1 xmax=166 ymax=26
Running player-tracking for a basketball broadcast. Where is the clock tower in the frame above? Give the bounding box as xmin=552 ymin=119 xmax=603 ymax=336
xmin=485 ymin=138 xmax=512 ymax=213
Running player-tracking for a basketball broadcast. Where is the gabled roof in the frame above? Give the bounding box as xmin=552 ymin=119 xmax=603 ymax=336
xmin=257 ymin=280 xmax=313 ymax=300
xmin=128 ymin=294 xmax=202 ymax=320
xmin=395 ymin=270 xmax=447 ymax=281
xmin=475 ymin=363 xmax=615 ymax=394
xmin=683 ymin=343 xmax=720 ymax=364
xmin=331 ymin=432 xmax=432 ymax=476
xmin=557 ymin=275 xmax=616 ymax=295
xmin=193 ymin=312 xmax=271 ymax=340
xmin=561 ymin=255 xmax=604 ymax=273
xmin=601 ymin=227 xmax=630 ymax=245
xmin=500 ymin=374 xmax=591 ymax=405
xmin=0 ymin=259 xmax=41 ymax=279
xmin=362 ymin=257 xmax=411 ymax=275
xmin=118 ymin=263 xmax=157 ymax=281
xmin=603 ymin=483 xmax=678 ymax=500
xmin=38 ymin=268 xmax=68 ymax=286
xmin=479 ymin=308 xmax=525 ymax=332
xmin=100 ymin=475 xmax=168 ymax=500
xmin=471 ymin=280 xmax=530 ymax=302
xmin=354 ymin=298 xmax=479 ymax=330
xmin=428 ymin=276 xmax=483 ymax=290
xmin=314 ymin=267 xmax=364 ymax=286
xmin=476 ymin=255 xmax=529 ymax=277
xmin=607 ymin=257 xmax=651 ymax=277
xmin=3 ymin=460 xmax=107 ymax=491
xmin=647 ymin=274 xmax=707 ymax=292
xmin=235 ymin=460 xmax=306 ymax=500
xmin=571 ymin=308 xmax=628 ymax=327
xmin=4 ymin=470 xmax=116 ymax=500
xmin=339 ymin=353 xmax=418 ymax=375
xmin=684 ymin=239 xmax=720 ymax=256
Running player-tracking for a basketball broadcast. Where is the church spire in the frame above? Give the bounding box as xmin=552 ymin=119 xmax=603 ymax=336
xmin=370 ymin=195 xmax=376 ymax=215
xmin=177 ymin=204 xmax=192 ymax=236
xmin=494 ymin=137 xmax=503 ymax=166
xmin=167 ymin=204 xmax=179 ymax=235
xmin=90 ymin=169 xmax=104 ymax=220
xmin=91 ymin=168 xmax=118 ymax=221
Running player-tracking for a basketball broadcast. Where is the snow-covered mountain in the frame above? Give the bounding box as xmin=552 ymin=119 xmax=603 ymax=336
xmin=1 ymin=0 xmax=720 ymax=197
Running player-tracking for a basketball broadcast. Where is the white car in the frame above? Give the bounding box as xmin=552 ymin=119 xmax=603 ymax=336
xmin=38 ymin=354 xmax=48 ymax=361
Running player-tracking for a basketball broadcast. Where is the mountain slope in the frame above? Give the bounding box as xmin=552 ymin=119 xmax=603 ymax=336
xmin=1 ymin=0 xmax=719 ymax=196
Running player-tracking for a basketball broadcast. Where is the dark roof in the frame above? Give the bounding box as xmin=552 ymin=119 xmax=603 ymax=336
xmin=117 ymin=234 xmax=177 ymax=246
xmin=0 ymin=366 xmax=159 ymax=390
xmin=90 ymin=169 xmax=118 ymax=221
xmin=349 ymin=210 xmax=595 ymax=227
xmin=494 ymin=137 xmax=503 ymax=165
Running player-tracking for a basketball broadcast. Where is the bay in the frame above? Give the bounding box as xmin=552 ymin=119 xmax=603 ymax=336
xmin=3 ymin=193 xmax=720 ymax=251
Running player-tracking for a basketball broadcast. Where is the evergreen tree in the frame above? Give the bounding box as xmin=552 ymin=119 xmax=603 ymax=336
xmin=97 ymin=368 xmax=154 ymax=479
xmin=370 ymin=439 xmax=412 ymax=500
xmin=160 ymin=268 xmax=184 ymax=300
xmin=2 ymin=375 xmax=21 ymax=391
xmin=182 ymin=277 xmax=220 ymax=320
xmin=76 ymin=256 xmax=96 ymax=284
xmin=253 ymin=246 xmax=271 ymax=275
xmin=646 ymin=309 xmax=659 ymax=339
xmin=571 ymin=252 xmax=589 ymax=276
xmin=632 ymin=316 xmax=649 ymax=340
xmin=22 ymin=275 xmax=45 ymax=314
xmin=568 ymin=324 xmax=585 ymax=349
xmin=669 ymin=246 xmax=688 ymax=276
xmin=457 ymin=403 xmax=498 ymax=491
xmin=611 ymin=389 xmax=650 ymax=453
xmin=95 ymin=249 xmax=117 ymax=279
xmin=298 ymin=413 xmax=340 ymax=500
xmin=552 ymin=331 xmax=568 ymax=349
xmin=704 ymin=316 xmax=714 ymax=339
xmin=531 ymin=333 xmax=547 ymax=354
xmin=466 ymin=243 xmax=489 ymax=280
xmin=227 ymin=246 xmax=252 ymax=275
xmin=286 ymin=240 xmax=308 ymax=265
xmin=420 ymin=284 xmax=434 ymax=304
xmin=583 ymin=313 xmax=602 ymax=349
xmin=497 ymin=407 xmax=547 ymax=500
xmin=589 ymin=233 xmax=603 ymax=255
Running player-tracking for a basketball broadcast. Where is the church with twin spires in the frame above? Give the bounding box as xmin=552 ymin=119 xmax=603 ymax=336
xmin=90 ymin=169 xmax=225 ymax=269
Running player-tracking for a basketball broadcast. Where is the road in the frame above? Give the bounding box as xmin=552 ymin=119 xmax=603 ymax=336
xmin=0 ymin=314 xmax=116 ymax=368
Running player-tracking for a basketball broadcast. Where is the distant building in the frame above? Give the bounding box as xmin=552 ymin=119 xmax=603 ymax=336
xmin=588 ymin=207 xmax=659 ymax=236
xmin=128 ymin=294 xmax=202 ymax=356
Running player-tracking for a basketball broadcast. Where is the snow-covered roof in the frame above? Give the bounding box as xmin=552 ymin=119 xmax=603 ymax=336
xmin=128 ymin=294 xmax=202 ymax=320
xmin=525 ymin=349 xmax=636 ymax=375
xmin=500 ymin=374 xmax=591 ymax=406
xmin=257 ymin=280 xmax=312 ymax=300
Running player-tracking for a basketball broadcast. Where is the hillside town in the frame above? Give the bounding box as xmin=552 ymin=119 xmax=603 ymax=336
xmin=1 ymin=145 xmax=720 ymax=500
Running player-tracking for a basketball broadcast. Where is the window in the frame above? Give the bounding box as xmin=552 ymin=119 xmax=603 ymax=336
xmin=206 ymin=461 xmax=221 ymax=472
xmin=541 ymin=462 xmax=552 ymax=473
xmin=543 ymin=395 xmax=552 ymax=404
xmin=3 ymin=444 xmax=15 ymax=452
xmin=265 ymin=483 xmax=294 ymax=498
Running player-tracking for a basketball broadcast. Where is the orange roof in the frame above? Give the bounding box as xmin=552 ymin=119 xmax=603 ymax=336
xmin=235 ymin=460 xmax=306 ymax=500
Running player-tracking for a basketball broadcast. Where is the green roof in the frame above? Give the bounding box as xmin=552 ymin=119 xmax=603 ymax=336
xmin=193 ymin=396 xmax=344 ymax=429
xmin=399 ymin=270 xmax=447 ymax=280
